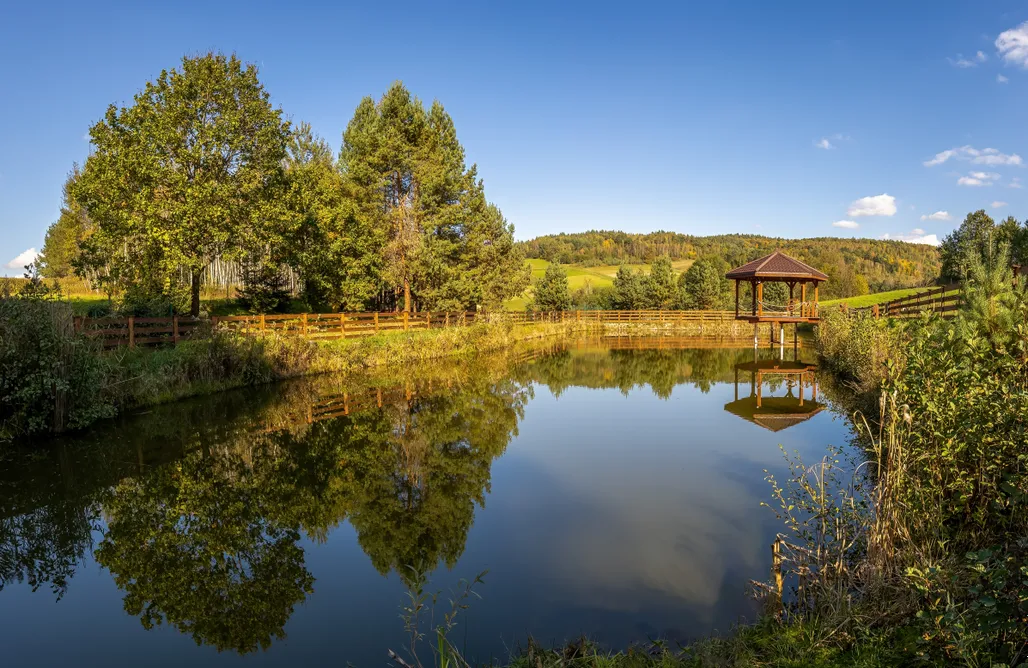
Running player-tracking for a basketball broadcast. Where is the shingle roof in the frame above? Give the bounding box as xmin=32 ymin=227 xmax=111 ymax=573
xmin=725 ymin=251 xmax=829 ymax=281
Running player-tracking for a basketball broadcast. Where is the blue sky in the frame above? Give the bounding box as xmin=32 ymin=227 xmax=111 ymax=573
xmin=2 ymin=1 xmax=1027 ymax=275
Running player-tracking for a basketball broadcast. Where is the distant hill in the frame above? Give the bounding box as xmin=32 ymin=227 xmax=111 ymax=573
xmin=518 ymin=231 xmax=941 ymax=299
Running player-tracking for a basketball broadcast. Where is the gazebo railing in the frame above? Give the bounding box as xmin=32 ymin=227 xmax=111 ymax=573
xmin=749 ymin=300 xmax=819 ymax=318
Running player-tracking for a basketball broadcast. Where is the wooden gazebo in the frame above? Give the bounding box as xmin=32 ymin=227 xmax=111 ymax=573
xmin=725 ymin=251 xmax=828 ymax=324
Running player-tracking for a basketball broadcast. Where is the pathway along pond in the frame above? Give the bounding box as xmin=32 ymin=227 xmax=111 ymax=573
xmin=0 ymin=336 xmax=855 ymax=666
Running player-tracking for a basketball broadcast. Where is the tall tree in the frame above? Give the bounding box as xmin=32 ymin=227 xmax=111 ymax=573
xmin=611 ymin=265 xmax=646 ymax=309
xmin=73 ymin=53 xmax=290 ymax=316
xmin=277 ymin=123 xmax=380 ymax=310
xmin=39 ymin=166 xmax=91 ymax=279
xmin=939 ymin=210 xmax=996 ymax=283
xmin=679 ymin=256 xmax=730 ymax=309
xmin=533 ymin=262 xmax=572 ymax=311
xmin=644 ymin=255 xmax=678 ymax=308
xmin=339 ymin=82 xmax=527 ymax=312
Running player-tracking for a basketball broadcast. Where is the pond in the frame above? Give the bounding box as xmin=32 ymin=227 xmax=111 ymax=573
xmin=0 ymin=336 xmax=854 ymax=666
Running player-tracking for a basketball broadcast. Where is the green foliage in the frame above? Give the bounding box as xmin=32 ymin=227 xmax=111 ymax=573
xmin=956 ymin=238 xmax=1019 ymax=351
xmin=73 ymin=52 xmax=291 ymax=316
xmin=38 ymin=165 xmax=91 ymax=279
xmin=679 ymin=256 xmax=730 ymax=309
xmin=938 ymin=210 xmax=1009 ymax=283
xmin=533 ymin=262 xmax=573 ymax=311
xmin=237 ymin=258 xmax=291 ymax=314
xmin=814 ymin=308 xmax=904 ymax=395
xmin=610 ymin=265 xmax=646 ymax=309
xmin=339 ymin=82 xmax=528 ymax=312
xmin=643 ymin=255 xmax=678 ymax=308
xmin=0 ymin=270 xmax=115 ymax=439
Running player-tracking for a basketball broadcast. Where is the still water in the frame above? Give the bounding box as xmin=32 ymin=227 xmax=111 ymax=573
xmin=0 ymin=337 xmax=852 ymax=666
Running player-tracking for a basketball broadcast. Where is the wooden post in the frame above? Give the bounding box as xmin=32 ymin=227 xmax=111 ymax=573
xmin=340 ymin=313 xmax=346 ymax=338
xmin=374 ymin=312 xmax=379 ymax=333
xmin=173 ymin=315 xmax=180 ymax=345
xmin=128 ymin=316 xmax=135 ymax=349
xmin=260 ymin=313 xmax=266 ymax=332
xmin=813 ymin=283 xmax=819 ymax=316
xmin=73 ymin=316 xmax=82 ymax=335
xmin=800 ymin=283 xmax=806 ymax=317
xmin=426 ymin=311 xmax=431 ymax=330
xmin=301 ymin=312 xmax=308 ymax=337
xmin=872 ymin=304 xmax=879 ymax=319
xmin=445 ymin=312 xmax=450 ymax=328
xmin=735 ymin=280 xmax=740 ymax=318
xmin=757 ymin=282 xmax=763 ymax=317
xmin=403 ymin=311 xmax=409 ymax=331
xmin=756 ymin=370 xmax=762 ymax=408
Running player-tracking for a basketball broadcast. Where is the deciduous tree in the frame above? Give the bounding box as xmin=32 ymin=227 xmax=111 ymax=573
xmin=73 ymin=53 xmax=290 ymax=316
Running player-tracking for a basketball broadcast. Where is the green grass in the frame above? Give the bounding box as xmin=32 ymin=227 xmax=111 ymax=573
xmin=820 ymin=287 xmax=927 ymax=309
xmin=512 ymin=259 xmax=696 ymax=309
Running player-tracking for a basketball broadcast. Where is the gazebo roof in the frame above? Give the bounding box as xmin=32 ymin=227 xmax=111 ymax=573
xmin=725 ymin=251 xmax=829 ymax=281
xmin=723 ymin=396 xmax=824 ymax=432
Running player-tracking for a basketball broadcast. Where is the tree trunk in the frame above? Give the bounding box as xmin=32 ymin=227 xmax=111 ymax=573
xmin=191 ymin=267 xmax=202 ymax=317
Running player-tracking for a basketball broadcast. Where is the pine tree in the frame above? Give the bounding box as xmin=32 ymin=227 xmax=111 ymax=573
xmin=611 ymin=265 xmax=646 ymax=309
xmin=533 ymin=262 xmax=572 ymax=311
xmin=339 ymin=82 xmax=527 ymax=312
xmin=679 ymin=256 xmax=730 ymax=309
xmin=644 ymin=255 xmax=678 ymax=308
xmin=39 ymin=166 xmax=91 ymax=279
xmin=939 ymin=210 xmax=996 ymax=283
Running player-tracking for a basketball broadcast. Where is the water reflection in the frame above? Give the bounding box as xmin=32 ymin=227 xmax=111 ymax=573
xmin=0 ymin=336 xmax=836 ymax=661
xmin=724 ymin=359 xmax=823 ymax=432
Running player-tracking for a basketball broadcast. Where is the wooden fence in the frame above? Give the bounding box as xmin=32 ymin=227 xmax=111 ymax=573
xmin=851 ymin=284 xmax=961 ymax=320
xmin=74 ymin=309 xmax=745 ymax=349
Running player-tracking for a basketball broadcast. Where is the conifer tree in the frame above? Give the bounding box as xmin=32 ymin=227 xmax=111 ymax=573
xmin=644 ymin=255 xmax=677 ymax=308
xmin=533 ymin=262 xmax=572 ymax=311
xmin=39 ymin=166 xmax=91 ymax=279
xmin=339 ymin=82 xmax=527 ymax=312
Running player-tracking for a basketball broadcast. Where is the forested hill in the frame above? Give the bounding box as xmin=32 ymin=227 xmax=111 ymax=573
xmin=519 ymin=231 xmax=941 ymax=295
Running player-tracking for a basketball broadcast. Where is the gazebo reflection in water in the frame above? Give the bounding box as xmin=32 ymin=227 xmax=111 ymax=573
xmin=723 ymin=356 xmax=822 ymax=433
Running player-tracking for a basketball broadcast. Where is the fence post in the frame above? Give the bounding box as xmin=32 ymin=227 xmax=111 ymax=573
xmin=426 ymin=311 xmax=431 ymax=330
xmin=872 ymin=304 xmax=879 ymax=319
xmin=73 ymin=316 xmax=82 ymax=335
xmin=374 ymin=312 xmax=379 ymax=333
xmin=340 ymin=313 xmax=346 ymax=338
xmin=128 ymin=316 xmax=135 ymax=348
xmin=173 ymin=315 xmax=179 ymax=344
xmin=301 ymin=312 xmax=308 ymax=337
xmin=445 ymin=312 xmax=450 ymax=328
xmin=403 ymin=311 xmax=409 ymax=331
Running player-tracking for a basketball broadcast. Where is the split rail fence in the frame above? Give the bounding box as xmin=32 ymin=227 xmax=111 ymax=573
xmin=74 ymin=309 xmax=744 ymax=350
xmin=850 ymin=283 xmax=961 ymax=320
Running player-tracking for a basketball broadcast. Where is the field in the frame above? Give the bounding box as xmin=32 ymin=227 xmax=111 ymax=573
xmin=820 ymin=287 xmax=927 ymax=309
xmin=511 ymin=258 xmax=696 ymax=309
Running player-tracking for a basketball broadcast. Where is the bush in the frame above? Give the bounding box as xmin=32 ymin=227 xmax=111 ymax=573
xmin=0 ymin=294 xmax=115 ymax=439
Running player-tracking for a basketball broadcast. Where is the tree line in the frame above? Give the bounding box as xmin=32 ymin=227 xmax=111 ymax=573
xmin=521 ymin=230 xmax=943 ymax=300
xmin=38 ymin=53 xmax=529 ymax=316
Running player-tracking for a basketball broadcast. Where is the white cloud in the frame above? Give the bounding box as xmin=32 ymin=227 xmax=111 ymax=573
xmin=5 ymin=248 xmax=38 ymax=270
xmin=847 ymin=194 xmax=897 ymax=217
xmin=992 ymin=201 xmax=1008 ymax=208
xmin=920 ymin=210 xmax=951 ymax=221
xmin=831 ymin=220 xmax=859 ymax=229
xmin=1010 ymin=177 xmax=1024 ymax=189
xmin=998 ymin=73 xmax=1009 ymax=83
xmin=815 ymin=138 xmax=834 ymax=150
xmin=958 ymin=171 xmax=1000 ymax=186
xmin=923 ymin=145 xmax=1022 ymax=167
xmin=996 ymin=21 xmax=1028 ymax=68
xmin=880 ymin=231 xmax=941 ymax=246
xmin=948 ymin=50 xmax=988 ymax=68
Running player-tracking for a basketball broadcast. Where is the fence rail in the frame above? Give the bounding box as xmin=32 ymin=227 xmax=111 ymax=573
xmin=851 ymin=284 xmax=961 ymax=319
xmin=73 ymin=309 xmax=748 ymax=349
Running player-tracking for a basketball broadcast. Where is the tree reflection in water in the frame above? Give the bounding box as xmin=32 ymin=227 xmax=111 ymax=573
xmin=0 ymin=336 xmax=821 ymax=654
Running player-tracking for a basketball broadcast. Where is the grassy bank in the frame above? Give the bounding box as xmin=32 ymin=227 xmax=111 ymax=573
xmin=1 ymin=310 xmax=593 ymax=443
